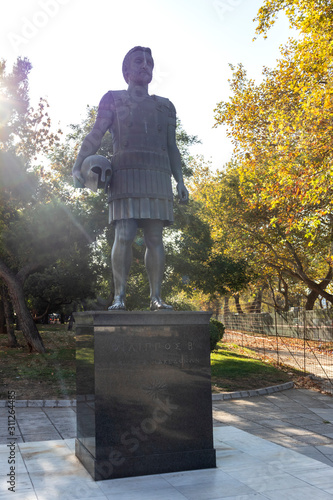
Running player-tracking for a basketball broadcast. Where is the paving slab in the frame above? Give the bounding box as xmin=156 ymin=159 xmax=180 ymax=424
xmin=1 ymin=388 xmax=332 ymax=465
xmin=213 ymin=388 xmax=333 ymax=467
xmin=0 ymin=387 xmax=332 ymax=497
xmin=1 ymin=427 xmax=333 ymax=499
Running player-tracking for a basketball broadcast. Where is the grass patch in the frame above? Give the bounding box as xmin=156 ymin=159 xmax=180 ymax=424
xmin=211 ymin=342 xmax=298 ymax=393
xmin=0 ymin=325 xmax=76 ymax=400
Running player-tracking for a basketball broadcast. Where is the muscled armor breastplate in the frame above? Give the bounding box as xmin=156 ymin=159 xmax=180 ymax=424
xmin=108 ymin=90 xmax=173 ymax=201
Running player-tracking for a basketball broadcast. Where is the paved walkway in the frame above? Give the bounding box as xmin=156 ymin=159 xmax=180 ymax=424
xmin=0 ymin=388 xmax=332 ymax=499
xmin=213 ymin=388 xmax=333 ymax=467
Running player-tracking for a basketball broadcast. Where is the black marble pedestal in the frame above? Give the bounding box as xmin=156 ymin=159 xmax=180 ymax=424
xmin=74 ymin=311 xmax=216 ymax=480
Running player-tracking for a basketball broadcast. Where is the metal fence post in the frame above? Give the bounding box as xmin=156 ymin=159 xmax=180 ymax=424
xmin=275 ymin=309 xmax=279 ymax=365
xmin=303 ymin=307 xmax=306 ymax=373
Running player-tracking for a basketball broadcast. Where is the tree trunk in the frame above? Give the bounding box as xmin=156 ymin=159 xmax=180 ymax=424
xmin=305 ymin=289 xmax=319 ymax=311
xmin=0 ymin=297 xmax=5 ymax=334
xmin=278 ymin=276 xmax=289 ymax=312
xmin=33 ymin=303 xmax=50 ymax=323
xmin=0 ymin=261 xmax=45 ymax=353
xmin=210 ymin=298 xmax=222 ymax=318
xmin=223 ymin=296 xmax=231 ymax=315
xmin=271 ymin=228 xmax=333 ymax=306
xmin=68 ymin=314 xmax=74 ymax=331
xmin=234 ymin=293 xmax=244 ymax=314
xmin=250 ymin=288 xmax=264 ymax=313
xmin=1 ymin=285 xmax=18 ymax=347
xmin=305 ymin=266 xmax=333 ymax=310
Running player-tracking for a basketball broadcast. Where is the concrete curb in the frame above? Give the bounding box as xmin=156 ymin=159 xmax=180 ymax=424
xmin=212 ymin=381 xmax=294 ymax=401
xmin=0 ymin=399 xmax=77 ymax=408
xmin=0 ymin=382 xmax=294 ymax=407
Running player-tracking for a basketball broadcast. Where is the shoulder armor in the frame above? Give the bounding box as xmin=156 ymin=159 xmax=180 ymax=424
xmin=110 ymin=90 xmax=128 ymax=102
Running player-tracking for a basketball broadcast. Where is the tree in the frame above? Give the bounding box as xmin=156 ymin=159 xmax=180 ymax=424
xmin=190 ymin=158 xmax=332 ymax=311
xmin=0 ymin=58 xmax=61 ymax=352
xmin=212 ymin=1 xmax=333 ymax=309
xmin=185 ymin=158 xmax=252 ymax=311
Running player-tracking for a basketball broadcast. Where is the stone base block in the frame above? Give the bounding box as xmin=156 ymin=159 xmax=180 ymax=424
xmin=74 ymin=311 xmax=216 ymax=480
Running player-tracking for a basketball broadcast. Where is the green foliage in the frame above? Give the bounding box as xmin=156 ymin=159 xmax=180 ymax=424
xmin=0 ymin=58 xmax=108 ymax=343
xmin=175 ymin=119 xmax=201 ymax=178
xmin=210 ymin=344 xmax=292 ymax=392
xmin=209 ymin=318 xmax=225 ymax=351
xmin=0 ymin=58 xmax=61 ymax=163
xmin=0 ymin=58 xmax=67 ymax=351
xmin=209 ymin=1 xmax=333 ymax=309
xmin=189 ymin=160 xmax=254 ymax=297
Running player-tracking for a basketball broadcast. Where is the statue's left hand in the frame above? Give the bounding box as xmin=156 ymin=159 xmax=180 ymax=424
xmin=177 ymin=180 xmax=189 ymax=204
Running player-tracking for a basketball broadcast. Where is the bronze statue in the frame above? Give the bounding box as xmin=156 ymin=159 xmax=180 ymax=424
xmin=73 ymin=46 xmax=188 ymax=311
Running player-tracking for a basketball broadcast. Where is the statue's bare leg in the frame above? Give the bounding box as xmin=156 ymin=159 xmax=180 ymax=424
xmin=143 ymin=220 xmax=172 ymax=311
xmin=108 ymin=219 xmax=137 ymax=310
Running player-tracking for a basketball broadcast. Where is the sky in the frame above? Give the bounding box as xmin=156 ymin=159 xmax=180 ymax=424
xmin=1 ymin=0 xmax=292 ymax=169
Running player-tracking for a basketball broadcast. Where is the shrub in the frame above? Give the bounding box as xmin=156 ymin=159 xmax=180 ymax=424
xmin=209 ymin=318 xmax=225 ymax=351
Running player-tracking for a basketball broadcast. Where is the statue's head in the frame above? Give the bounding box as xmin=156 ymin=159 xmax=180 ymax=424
xmin=122 ymin=46 xmax=154 ymax=85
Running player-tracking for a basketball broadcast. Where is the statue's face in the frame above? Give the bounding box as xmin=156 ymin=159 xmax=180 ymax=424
xmin=127 ymin=50 xmax=153 ymax=86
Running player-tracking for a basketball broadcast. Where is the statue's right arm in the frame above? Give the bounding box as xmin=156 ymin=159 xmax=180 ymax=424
xmin=72 ymin=94 xmax=114 ymax=187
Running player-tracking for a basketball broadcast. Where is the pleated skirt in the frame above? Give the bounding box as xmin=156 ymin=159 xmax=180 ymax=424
xmin=108 ymin=197 xmax=174 ymax=226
